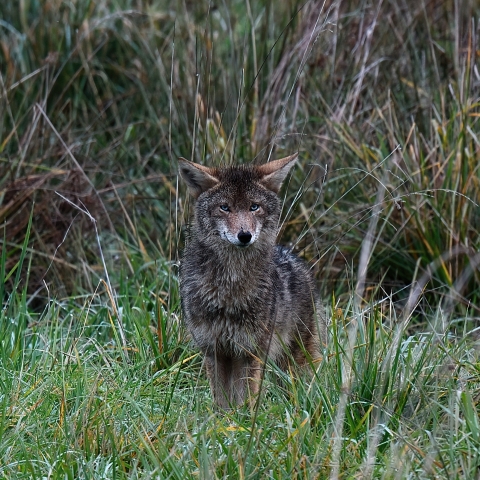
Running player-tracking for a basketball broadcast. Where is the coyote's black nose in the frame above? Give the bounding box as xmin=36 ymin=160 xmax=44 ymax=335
xmin=237 ymin=230 xmax=252 ymax=245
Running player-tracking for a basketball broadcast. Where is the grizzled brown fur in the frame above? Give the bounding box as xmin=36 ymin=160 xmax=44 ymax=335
xmin=178 ymin=154 xmax=326 ymax=409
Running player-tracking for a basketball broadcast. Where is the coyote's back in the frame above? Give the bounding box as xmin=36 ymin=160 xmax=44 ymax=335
xmin=179 ymin=154 xmax=326 ymax=409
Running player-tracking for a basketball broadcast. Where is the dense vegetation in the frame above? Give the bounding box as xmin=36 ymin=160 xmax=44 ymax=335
xmin=1 ymin=0 xmax=479 ymax=478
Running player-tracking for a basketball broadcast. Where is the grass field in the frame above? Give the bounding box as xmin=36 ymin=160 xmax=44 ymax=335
xmin=1 ymin=0 xmax=479 ymax=478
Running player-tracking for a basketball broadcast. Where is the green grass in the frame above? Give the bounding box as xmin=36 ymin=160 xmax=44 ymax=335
xmin=1 ymin=257 xmax=479 ymax=478
xmin=1 ymin=0 xmax=479 ymax=478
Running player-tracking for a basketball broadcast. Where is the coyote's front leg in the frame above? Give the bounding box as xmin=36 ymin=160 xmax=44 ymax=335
xmin=204 ymin=353 xmax=234 ymax=409
xmin=230 ymin=356 xmax=263 ymax=406
xmin=205 ymin=353 xmax=263 ymax=408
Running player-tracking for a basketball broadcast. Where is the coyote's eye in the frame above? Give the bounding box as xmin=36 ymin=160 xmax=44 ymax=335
xmin=219 ymin=204 xmax=230 ymax=212
xmin=250 ymin=203 xmax=260 ymax=211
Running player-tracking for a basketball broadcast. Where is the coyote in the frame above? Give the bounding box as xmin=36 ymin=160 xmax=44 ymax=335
xmin=179 ymin=154 xmax=326 ymax=409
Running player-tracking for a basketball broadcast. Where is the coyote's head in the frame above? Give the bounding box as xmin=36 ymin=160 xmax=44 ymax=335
xmin=179 ymin=154 xmax=298 ymax=249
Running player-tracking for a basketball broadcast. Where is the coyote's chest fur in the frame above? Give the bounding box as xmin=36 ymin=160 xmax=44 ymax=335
xmin=196 ymin=248 xmax=271 ymax=311
xmin=178 ymin=154 xmax=325 ymax=408
xmin=181 ymin=243 xmax=274 ymax=354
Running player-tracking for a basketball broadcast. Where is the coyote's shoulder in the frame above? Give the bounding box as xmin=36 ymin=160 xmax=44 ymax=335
xmin=179 ymin=154 xmax=326 ymax=409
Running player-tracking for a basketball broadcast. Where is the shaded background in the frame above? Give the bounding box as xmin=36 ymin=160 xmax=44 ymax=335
xmin=1 ymin=0 xmax=479 ymax=320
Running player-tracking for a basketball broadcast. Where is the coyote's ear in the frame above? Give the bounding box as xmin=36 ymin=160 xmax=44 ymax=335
xmin=178 ymin=158 xmax=219 ymax=198
xmin=257 ymin=153 xmax=298 ymax=193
